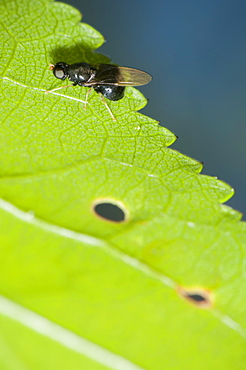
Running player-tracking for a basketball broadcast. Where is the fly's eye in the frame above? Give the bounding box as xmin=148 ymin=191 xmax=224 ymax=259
xmin=53 ymin=67 xmax=66 ymax=80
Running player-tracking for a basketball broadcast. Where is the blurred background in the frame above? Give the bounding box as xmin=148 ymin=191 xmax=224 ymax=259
xmin=66 ymin=0 xmax=246 ymax=219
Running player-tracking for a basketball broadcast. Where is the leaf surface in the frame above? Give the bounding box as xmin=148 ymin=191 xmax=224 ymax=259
xmin=0 ymin=0 xmax=246 ymax=369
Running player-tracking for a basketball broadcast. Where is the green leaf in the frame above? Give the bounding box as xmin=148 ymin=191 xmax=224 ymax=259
xmin=0 ymin=0 xmax=246 ymax=369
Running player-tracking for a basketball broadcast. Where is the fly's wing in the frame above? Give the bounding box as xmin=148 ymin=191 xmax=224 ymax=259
xmin=88 ymin=64 xmax=152 ymax=86
xmin=117 ymin=66 xmax=152 ymax=86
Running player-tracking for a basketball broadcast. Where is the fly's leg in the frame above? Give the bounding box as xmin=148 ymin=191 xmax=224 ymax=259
xmin=100 ymin=94 xmax=116 ymax=121
xmin=84 ymin=88 xmax=93 ymax=110
xmin=45 ymin=83 xmax=87 ymax=106
xmin=45 ymin=84 xmax=75 ymax=93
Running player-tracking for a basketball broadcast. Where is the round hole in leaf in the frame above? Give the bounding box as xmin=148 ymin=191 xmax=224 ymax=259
xmin=177 ymin=287 xmax=213 ymax=309
xmin=92 ymin=199 xmax=127 ymax=223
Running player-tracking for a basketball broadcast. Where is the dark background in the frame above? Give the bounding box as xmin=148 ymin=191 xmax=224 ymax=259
xmin=65 ymin=0 xmax=246 ymax=219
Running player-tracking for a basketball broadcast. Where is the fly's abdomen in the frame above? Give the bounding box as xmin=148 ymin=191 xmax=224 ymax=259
xmin=94 ymin=85 xmax=125 ymax=101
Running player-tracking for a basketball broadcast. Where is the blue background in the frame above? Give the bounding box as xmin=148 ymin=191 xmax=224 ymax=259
xmin=65 ymin=0 xmax=246 ymax=218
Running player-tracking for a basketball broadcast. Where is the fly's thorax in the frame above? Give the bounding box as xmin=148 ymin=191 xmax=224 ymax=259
xmin=67 ymin=63 xmax=96 ymax=86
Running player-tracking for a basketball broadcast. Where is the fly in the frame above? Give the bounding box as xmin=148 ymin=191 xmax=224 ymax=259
xmin=46 ymin=62 xmax=152 ymax=120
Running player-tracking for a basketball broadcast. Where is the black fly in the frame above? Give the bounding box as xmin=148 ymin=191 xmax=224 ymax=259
xmin=46 ymin=62 xmax=152 ymax=120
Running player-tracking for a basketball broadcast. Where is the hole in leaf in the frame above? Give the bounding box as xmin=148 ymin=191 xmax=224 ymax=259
xmin=92 ymin=199 xmax=127 ymax=223
xmin=177 ymin=287 xmax=213 ymax=309
xmin=187 ymin=293 xmax=206 ymax=302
